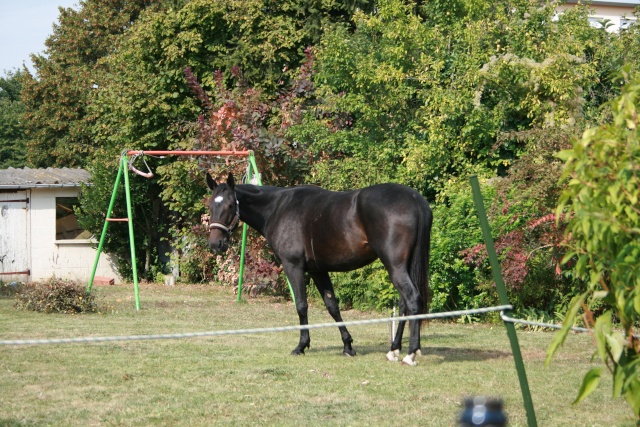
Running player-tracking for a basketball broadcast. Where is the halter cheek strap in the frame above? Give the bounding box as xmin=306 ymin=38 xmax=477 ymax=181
xmin=208 ymin=200 xmax=240 ymax=235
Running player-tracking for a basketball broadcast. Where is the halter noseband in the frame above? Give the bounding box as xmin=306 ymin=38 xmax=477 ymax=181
xmin=208 ymin=199 xmax=240 ymax=235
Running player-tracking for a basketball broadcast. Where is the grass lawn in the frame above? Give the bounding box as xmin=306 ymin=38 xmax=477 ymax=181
xmin=0 ymin=283 xmax=635 ymax=426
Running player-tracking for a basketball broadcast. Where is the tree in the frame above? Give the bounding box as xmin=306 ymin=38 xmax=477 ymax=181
xmin=548 ymin=69 xmax=640 ymax=421
xmin=0 ymin=70 xmax=27 ymax=168
xmin=20 ymin=0 xmax=159 ymax=168
xmin=300 ymin=0 xmax=610 ymax=196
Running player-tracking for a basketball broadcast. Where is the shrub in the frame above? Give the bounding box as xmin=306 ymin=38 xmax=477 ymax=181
xmin=169 ymin=221 xmax=219 ymax=284
xmin=15 ymin=279 xmax=97 ymax=314
xmin=549 ymin=70 xmax=640 ymax=421
xmin=330 ymin=260 xmax=396 ymax=312
xmin=458 ymin=127 xmax=585 ymax=317
xmin=214 ymin=233 xmax=287 ymax=297
xmin=0 ymin=281 xmax=24 ymax=298
xmin=429 ymin=177 xmax=487 ymax=313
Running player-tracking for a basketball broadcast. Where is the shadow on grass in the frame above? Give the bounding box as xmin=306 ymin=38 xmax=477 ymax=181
xmin=422 ymin=346 xmax=511 ymax=362
xmin=305 ymin=342 xmax=511 ymax=362
xmin=0 ymin=418 xmax=39 ymax=426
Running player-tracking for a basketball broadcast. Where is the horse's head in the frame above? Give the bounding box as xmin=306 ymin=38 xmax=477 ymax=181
xmin=205 ymin=172 xmax=240 ymax=253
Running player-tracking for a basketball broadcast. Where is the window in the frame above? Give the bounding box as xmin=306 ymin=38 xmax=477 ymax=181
xmin=587 ymin=17 xmax=605 ymax=29
xmin=620 ymin=18 xmax=636 ymax=31
xmin=55 ymin=197 xmax=91 ymax=240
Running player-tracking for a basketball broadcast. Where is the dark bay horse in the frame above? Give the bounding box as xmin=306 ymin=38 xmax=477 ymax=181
xmin=206 ymin=173 xmax=432 ymax=365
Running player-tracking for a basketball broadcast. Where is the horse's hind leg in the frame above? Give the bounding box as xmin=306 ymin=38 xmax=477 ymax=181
xmin=387 ymin=298 xmax=407 ymax=362
xmin=385 ymin=267 xmax=422 ymax=366
xmin=310 ymin=272 xmax=356 ymax=356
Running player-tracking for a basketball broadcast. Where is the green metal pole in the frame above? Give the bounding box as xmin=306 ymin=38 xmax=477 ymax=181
xmin=249 ymin=152 xmax=295 ymax=302
xmin=285 ymin=276 xmax=296 ymax=305
xmin=248 ymin=152 xmax=261 ymax=185
xmin=123 ymin=155 xmax=141 ymax=311
xmin=469 ymin=175 xmax=537 ymax=427
xmin=237 ymin=223 xmax=249 ymax=302
xmin=236 ymin=155 xmax=257 ymax=302
xmin=87 ymin=158 xmax=125 ymax=294
xmin=236 ymin=152 xmax=296 ymax=304
xmin=237 ymin=152 xmax=264 ymax=302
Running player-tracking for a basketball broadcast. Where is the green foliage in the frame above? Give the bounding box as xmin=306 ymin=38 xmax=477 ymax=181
xmin=429 ymin=177 xmax=486 ymax=312
xmin=0 ymin=70 xmax=27 ymax=168
xmin=295 ymin=0 xmax=639 ymax=314
xmin=463 ymin=128 xmax=587 ymax=315
xmin=21 ymin=0 xmax=156 ymax=167
xmin=301 ymin=0 xmax=615 ymax=196
xmin=15 ymin=279 xmax=97 ymax=314
xmin=78 ymin=0 xmax=368 ymax=281
xmin=20 ymin=1 xmax=168 ymax=278
xmin=88 ymin=0 xmax=371 ymax=159
xmin=306 ymin=1 xmax=432 ymax=191
xmin=549 ymin=70 xmax=640 ymax=421
xmin=330 ymin=261 xmax=396 ymax=311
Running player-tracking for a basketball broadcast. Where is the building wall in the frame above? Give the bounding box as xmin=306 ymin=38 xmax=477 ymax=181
xmin=558 ymin=3 xmax=638 ymax=32
xmin=29 ymin=187 xmax=121 ymax=284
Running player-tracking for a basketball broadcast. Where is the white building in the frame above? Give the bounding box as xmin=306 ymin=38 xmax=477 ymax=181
xmin=559 ymin=0 xmax=640 ymax=32
xmin=0 ymin=167 xmax=120 ymax=284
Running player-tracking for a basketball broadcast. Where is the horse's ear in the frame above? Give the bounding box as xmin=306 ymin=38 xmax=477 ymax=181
xmin=227 ymin=173 xmax=235 ymax=190
xmin=206 ymin=173 xmax=217 ymax=191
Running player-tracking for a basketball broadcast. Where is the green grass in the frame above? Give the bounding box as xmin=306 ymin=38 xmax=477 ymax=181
xmin=0 ymin=284 xmax=635 ymax=426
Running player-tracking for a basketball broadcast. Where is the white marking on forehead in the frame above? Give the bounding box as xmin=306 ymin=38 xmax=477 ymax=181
xmin=214 ymin=196 xmax=224 ymax=203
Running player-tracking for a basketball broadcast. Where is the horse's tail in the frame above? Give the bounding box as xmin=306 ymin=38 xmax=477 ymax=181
xmin=410 ymin=195 xmax=432 ymax=315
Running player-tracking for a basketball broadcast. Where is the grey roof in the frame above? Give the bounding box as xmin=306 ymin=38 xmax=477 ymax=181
xmin=0 ymin=167 xmax=90 ymax=189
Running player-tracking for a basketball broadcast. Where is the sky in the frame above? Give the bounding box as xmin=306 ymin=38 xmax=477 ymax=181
xmin=0 ymin=0 xmax=79 ymax=75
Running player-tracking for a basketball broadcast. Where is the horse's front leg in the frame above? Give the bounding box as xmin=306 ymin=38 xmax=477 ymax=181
xmin=283 ymin=262 xmax=310 ymax=355
xmin=310 ymin=272 xmax=356 ymax=356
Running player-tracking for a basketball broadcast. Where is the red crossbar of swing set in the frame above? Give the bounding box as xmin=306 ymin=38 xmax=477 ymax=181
xmin=126 ymin=150 xmax=251 ymax=156
xmin=126 ymin=150 xmax=252 ymax=178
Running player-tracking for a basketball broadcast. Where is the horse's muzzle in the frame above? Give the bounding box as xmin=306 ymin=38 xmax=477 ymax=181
xmin=209 ymin=239 xmax=229 ymax=253
xmin=208 ymin=226 xmax=231 ymax=253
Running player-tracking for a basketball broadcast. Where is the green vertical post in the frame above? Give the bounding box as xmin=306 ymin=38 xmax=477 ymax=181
xmin=122 ymin=155 xmax=141 ymax=311
xmin=236 ymin=155 xmax=257 ymax=302
xmin=469 ymin=175 xmax=537 ymax=427
xmin=247 ymin=152 xmax=261 ymax=185
xmin=87 ymin=157 xmax=125 ymax=294
xmin=236 ymin=152 xmax=295 ymax=304
xmin=237 ymin=222 xmax=249 ymax=303
xmin=237 ymin=152 xmax=263 ymax=302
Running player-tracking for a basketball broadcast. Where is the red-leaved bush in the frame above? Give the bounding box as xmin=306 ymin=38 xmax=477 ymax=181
xmin=179 ymin=55 xmax=317 ymax=294
xmin=462 ymin=213 xmax=566 ymax=291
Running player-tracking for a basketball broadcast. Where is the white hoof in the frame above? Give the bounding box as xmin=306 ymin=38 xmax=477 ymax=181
xmin=386 ymin=349 xmax=400 ymax=362
xmin=402 ymin=353 xmax=417 ymax=366
xmin=416 ymin=349 xmax=422 ymax=357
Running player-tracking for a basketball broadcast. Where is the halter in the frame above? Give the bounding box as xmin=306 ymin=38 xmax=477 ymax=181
xmin=208 ymin=199 xmax=240 ymax=235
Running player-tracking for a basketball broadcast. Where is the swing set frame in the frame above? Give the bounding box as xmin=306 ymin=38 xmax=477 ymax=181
xmin=86 ymin=149 xmax=262 ymax=310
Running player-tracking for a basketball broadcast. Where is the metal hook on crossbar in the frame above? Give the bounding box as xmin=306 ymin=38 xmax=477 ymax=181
xmin=128 ymin=153 xmax=154 ymax=178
